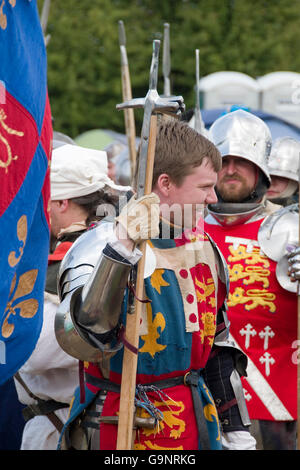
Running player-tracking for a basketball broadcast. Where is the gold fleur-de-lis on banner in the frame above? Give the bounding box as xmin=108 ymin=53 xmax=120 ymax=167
xmin=0 ymin=0 xmax=16 ymax=30
xmin=2 ymin=269 xmax=39 ymax=338
xmin=2 ymin=214 xmax=40 ymax=338
xmin=8 ymin=214 xmax=27 ymax=267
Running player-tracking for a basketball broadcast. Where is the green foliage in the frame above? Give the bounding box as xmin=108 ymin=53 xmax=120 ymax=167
xmin=38 ymin=0 xmax=300 ymax=139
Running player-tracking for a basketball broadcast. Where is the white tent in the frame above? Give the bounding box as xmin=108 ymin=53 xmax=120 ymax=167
xmin=257 ymin=72 xmax=300 ymax=127
xmin=199 ymin=71 xmax=260 ymax=110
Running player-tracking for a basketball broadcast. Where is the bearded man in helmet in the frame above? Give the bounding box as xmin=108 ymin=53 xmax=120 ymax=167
xmin=205 ymin=109 xmax=297 ymax=450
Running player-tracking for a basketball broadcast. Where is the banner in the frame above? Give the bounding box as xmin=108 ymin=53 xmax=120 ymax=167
xmin=0 ymin=0 xmax=52 ymax=384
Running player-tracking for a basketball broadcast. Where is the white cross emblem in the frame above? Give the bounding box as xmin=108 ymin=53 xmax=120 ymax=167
xmin=259 ymin=326 xmax=275 ymax=350
xmin=240 ymin=323 xmax=257 ymax=349
xmin=259 ymin=352 xmax=275 ymax=376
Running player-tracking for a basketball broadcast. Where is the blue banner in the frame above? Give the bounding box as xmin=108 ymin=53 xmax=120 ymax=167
xmin=0 ymin=0 xmax=52 ymax=384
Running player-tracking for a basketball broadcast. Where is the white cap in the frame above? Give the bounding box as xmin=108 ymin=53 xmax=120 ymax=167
xmin=50 ymin=144 xmax=130 ymax=200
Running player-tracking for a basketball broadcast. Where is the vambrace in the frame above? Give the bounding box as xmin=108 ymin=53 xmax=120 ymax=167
xmin=76 ymin=244 xmax=132 ymax=337
xmin=55 ymin=244 xmax=132 ymax=362
xmin=203 ymin=303 xmax=251 ymax=432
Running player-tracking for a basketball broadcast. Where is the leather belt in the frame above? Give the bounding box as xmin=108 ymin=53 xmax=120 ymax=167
xmin=14 ymin=372 xmax=68 ymax=433
xmin=85 ymin=369 xmax=211 ymax=450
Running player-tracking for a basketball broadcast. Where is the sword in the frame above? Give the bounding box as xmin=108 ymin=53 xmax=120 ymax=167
xmin=118 ymin=20 xmax=137 ymax=181
xmin=116 ymin=39 xmax=184 ymax=450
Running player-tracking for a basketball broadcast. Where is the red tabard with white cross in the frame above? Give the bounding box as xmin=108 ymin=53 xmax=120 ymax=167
xmin=205 ymin=217 xmax=297 ymax=421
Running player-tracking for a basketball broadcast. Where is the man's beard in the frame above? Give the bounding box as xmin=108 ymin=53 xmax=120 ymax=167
xmin=217 ymin=175 xmax=254 ymax=202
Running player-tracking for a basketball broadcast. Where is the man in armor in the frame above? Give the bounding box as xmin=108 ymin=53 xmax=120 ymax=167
xmin=55 ymin=119 xmax=255 ymax=451
xmin=14 ymin=142 xmax=127 ymax=449
xmin=266 ymin=137 xmax=300 ymax=206
xmin=205 ymin=109 xmax=298 ymax=450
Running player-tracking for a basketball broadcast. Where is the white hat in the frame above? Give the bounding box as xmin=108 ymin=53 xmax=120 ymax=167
xmin=50 ymin=144 xmax=130 ymax=200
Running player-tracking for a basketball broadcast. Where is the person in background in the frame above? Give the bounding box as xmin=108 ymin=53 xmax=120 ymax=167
xmin=205 ymin=109 xmax=297 ymax=450
xmin=266 ymin=137 xmax=300 ymax=206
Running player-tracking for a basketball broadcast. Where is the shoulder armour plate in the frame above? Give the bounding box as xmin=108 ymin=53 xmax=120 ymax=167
xmin=258 ymin=203 xmax=299 ymax=292
xmin=58 ymin=220 xmax=114 ymax=299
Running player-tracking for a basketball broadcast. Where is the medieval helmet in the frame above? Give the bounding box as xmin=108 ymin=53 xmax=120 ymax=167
xmin=268 ymin=137 xmax=300 ymax=182
xmin=209 ymin=109 xmax=271 ymax=182
xmin=207 ymin=110 xmax=272 ymax=225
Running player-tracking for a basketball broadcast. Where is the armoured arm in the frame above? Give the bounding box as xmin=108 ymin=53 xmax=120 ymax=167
xmin=75 ymin=244 xmax=132 ymax=340
xmin=55 ymin=195 xmax=160 ymax=362
xmin=55 ymin=223 xmax=141 ymax=362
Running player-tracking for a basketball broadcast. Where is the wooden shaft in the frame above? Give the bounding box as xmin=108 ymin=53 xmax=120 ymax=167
xmin=121 ymin=64 xmax=137 ymax=181
xmin=116 ymin=114 xmax=157 ymax=450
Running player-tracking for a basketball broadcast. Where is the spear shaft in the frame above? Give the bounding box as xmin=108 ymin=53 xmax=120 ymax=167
xmin=118 ymin=20 xmax=137 ymax=182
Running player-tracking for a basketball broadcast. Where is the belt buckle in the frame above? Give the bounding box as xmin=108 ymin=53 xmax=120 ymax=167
xmin=183 ymin=371 xmax=190 ymax=386
xmin=183 ymin=370 xmax=200 ymax=387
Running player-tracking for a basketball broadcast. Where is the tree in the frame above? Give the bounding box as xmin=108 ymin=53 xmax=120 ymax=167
xmin=38 ymin=0 xmax=300 ymax=139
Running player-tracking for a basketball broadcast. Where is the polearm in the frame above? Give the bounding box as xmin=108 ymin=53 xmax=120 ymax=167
xmin=163 ymin=23 xmax=171 ymax=97
xmin=116 ymin=39 xmax=184 ymax=450
xmin=194 ymin=49 xmax=206 ymax=134
xmin=118 ymin=20 xmax=137 ymax=182
xmin=40 ymin=0 xmax=51 ymax=47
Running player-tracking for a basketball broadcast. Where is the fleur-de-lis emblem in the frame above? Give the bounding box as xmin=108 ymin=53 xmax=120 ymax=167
xmin=8 ymin=214 xmax=27 ymax=267
xmin=2 ymin=214 xmax=40 ymax=338
xmin=150 ymin=269 xmax=169 ymax=294
xmin=2 ymin=269 xmax=39 ymax=338
xmin=139 ymin=303 xmax=166 ymax=358
xmin=0 ymin=0 xmax=16 ymax=30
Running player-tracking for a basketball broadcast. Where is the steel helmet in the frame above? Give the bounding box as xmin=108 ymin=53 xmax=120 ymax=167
xmin=209 ymin=109 xmax=272 ymax=184
xmin=268 ymin=137 xmax=300 ymax=182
